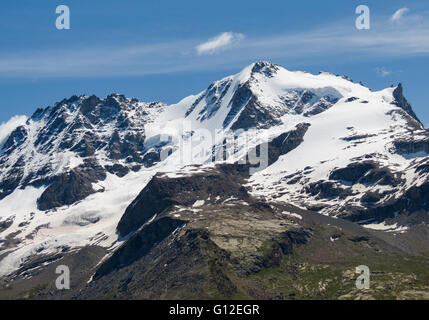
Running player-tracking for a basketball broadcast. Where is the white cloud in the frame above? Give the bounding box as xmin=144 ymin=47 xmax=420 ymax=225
xmin=0 ymin=115 xmax=28 ymax=149
xmin=375 ymin=67 xmax=391 ymax=77
xmin=196 ymin=32 xmax=244 ymax=55
xmin=0 ymin=14 xmax=429 ymax=78
xmin=391 ymin=7 xmax=409 ymax=21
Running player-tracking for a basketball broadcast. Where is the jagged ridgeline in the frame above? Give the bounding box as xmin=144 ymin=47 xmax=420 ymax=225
xmin=0 ymin=62 xmax=428 ymax=300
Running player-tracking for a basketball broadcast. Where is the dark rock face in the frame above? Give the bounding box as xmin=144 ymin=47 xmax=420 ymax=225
xmin=415 ymin=160 xmax=429 ymax=174
xmin=392 ymin=84 xmax=422 ymax=125
xmin=229 ymin=93 xmax=283 ymax=130
xmin=360 ymin=167 xmax=403 ymax=187
xmin=104 ymin=164 xmax=129 ymax=177
xmin=329 ymin=161 xmax=404 ymax=187
xmin=223 ymin=83 xmax=259 ymax=129
xmin=0 ymin=217 xmax=14 ymax=233
xmin=361 ymin=191 xmax=382 ymax=204
xmin=339 ymin=180 xmax=429 ymax=223
xmin=0 ymin=171 xmax=23 ymax=201
xmin=2 ymin=126 xmax=28 ymax=152
xmin=225 ymin=63 xmax=286 ymax=129
xmin=404 ymin=181 xmax=429 ymax=213
xmin=116 ymin=166 xmax=250 ymax=237
xmin=37 ymin=159 xmax=106 ymax=211
xmin=303 ymin=95 xmax=339 ymax=117
xmin=295 ymin=157 xmax=428 ymax=223
xmin=79 ymin=228 xmax=240 ymax=300
xmin=198 ymin=80 xmax=232 ymax=121
xmin=93 ymin=217 xmax=186 ymax=280
xmin=345 ymin=97 xmax=359 ymax=103
xmin=261 ymin=230 xmax=310 ymax=269
xmin=266 ymin=123 xmax=311 ymax=165
xmin=329 ymin=162 xmax=377 ymax=184
xmin=141 ymin=150 xmax=161 ymax=167
xmin=306 ymin=181 xmax=353 ymax=200
xmin=185 ymin=78 xmax=233 ymax=119
xmin=393 ymin=136 xmax=429 ymax=156
xmin=251 ymin=61 xmax=279 ymax=77
xmin=341 ymin=134 xmax=376 ymax=142
xmin=225 ymin=86 xmax=337 ymax=131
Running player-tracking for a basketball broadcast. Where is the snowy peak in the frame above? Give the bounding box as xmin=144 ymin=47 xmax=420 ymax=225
xmin=180 ymin=62 xmax=398 ymax=132
xmin=0 ymin=94 xmax=166 ymax=202
xmin=5 ymin=93 xmax=166 ymax=159
xmin=30 ymin=93 xmax=165 ymax=128
xmin=249 ymin=61 xmax=280 ymax=77
xmin=183 ymin=62 xmax=423 ymax=135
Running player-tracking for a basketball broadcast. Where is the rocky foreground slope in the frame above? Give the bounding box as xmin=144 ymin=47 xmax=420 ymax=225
xmin=0 ymin=62 xmax=428 ymax=299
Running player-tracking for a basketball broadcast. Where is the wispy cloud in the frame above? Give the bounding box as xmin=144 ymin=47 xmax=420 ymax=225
xmin=375 ymin=67 xmax=391 ymax=77
xmin=0 ymin=12 xmax=428 ymax=78
xmin=196 ymin=32 xmax=244 ymax=55
xmin=0 ymin=115 xmax=28 ymax=148
xmin=391 ymin=7 xmax=409 ymax=21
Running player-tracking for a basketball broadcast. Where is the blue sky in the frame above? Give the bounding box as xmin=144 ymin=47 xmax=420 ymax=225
xmin=0 ymin=0 xmax=428 ymax=126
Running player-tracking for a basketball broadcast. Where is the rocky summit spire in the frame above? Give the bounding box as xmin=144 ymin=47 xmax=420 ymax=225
xmin=392 ymin=83 xmax=422 ymax=126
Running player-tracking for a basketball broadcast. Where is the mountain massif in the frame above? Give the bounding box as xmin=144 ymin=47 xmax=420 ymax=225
xmin=0 ymin=62 xmax=428 ymax=299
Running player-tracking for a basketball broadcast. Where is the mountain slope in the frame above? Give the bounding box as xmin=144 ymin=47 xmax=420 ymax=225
xmin=0 ymin=61 xmax=428 ymax=299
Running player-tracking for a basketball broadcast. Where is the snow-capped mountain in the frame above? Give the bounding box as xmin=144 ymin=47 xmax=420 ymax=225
xmin=0 ymin=61 xmax=428 ymax=296
xmin=0 ymin=94 xmax=165 ymax=202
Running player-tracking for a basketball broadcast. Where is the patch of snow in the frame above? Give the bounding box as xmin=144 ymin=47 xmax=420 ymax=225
xmin=362 ymin=221 xmax=409 ymax=233
xmin=282 ymin=211 xmax=303 ymax=220
xmin=192 ymin=200 xmax=205 ymax=207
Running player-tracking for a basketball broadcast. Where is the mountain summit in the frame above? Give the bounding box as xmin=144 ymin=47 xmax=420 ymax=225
xmin=0 ymin=62 xmax=428 ymax=299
